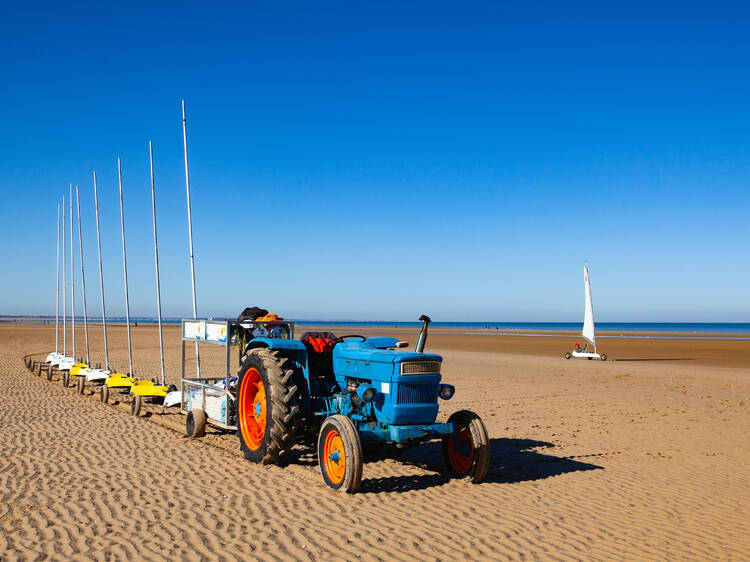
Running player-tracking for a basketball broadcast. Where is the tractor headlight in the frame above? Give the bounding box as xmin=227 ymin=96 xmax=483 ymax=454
xmin=356 ymin=385 xmax=376 ymax=403
xmin=438 ymin=384 xmax=455 ymax=400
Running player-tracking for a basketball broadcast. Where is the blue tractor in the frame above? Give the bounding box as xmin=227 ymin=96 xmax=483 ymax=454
xmin=234 ymin=315 xmax=490 ymax=492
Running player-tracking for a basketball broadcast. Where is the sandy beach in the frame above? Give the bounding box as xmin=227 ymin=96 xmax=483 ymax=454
xmin=1 ymin=322 xmax=748 ymax=560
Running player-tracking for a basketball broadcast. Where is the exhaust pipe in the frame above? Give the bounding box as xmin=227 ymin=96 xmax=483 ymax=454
xmin=415 ymin=315 xmax=431 ymax=353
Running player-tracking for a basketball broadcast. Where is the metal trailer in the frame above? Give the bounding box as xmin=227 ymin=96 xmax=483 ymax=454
xmin=180 ymin=318 xmax=295 ymax=433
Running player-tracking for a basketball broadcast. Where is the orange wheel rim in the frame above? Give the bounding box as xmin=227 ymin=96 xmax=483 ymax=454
xmin=323 ymin=429 xmax=346 ymax=485
xmin=239 ymin=368 xmax=267 ymax=450
xmin=448 ymin=424 xmax=474 ymax=474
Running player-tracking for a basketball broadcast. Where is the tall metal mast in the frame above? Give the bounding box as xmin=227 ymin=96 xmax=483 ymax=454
xmin=76 ymin=186 xmax=90 ymax=364
xmin=62 ymin=195 xmax=66 ymax=356
xmin=55 ymin=202 xmax=60 ymax=354
xmin=149 ymin=141 xmax=165 ymax=385
xmin=182 ymin=100 xmax=200 ymax=377
xmin=93 ymin=171 xmax=110 ymax=370
xmin=118 ymin=158 xmax=134 ymax=376
xmin=70 ymin=184 xmax=75 ymax=361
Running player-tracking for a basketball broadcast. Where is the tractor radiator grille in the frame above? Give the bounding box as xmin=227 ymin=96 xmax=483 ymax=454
xmin=400 ymin=361 xmax=441 ymax=375
xmin=397 ymin=383 xmax=438 ymax=405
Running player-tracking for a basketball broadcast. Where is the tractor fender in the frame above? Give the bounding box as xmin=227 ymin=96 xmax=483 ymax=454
xmin=244 ymin=338 xmax=309 ymax=371
xmin=244 ymin=338 xmax=307 ymax=354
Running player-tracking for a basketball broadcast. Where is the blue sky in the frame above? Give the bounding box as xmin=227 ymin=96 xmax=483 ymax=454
xmin=1 ymin=2 xmax=748 ymax=321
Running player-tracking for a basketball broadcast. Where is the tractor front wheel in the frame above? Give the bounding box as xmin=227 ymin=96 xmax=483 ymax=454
xmin=442 ymin=410 xmax=490 ymax=483
xmin=317 ymin=415 xmax=363 ymax=493
xmin=236 ymin=348 xmax=299 ymax=465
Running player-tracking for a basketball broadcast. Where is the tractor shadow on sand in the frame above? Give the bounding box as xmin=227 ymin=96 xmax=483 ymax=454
xmin=357 ymin=438 xmax=604 ymax=494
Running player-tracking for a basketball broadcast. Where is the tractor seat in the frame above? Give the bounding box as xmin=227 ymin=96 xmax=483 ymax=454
xmin=300 ymin=331 xmax=337 ymax=381
xmin=299 ymin=331 xmax=337 ymax=354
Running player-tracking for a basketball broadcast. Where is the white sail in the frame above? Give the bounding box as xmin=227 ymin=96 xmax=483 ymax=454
xmin=582 ymin=263 xmax=595 ymax=345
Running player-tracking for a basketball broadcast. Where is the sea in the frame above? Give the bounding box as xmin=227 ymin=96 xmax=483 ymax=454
xmin=5 ymin=317 xmax=750 ymax=336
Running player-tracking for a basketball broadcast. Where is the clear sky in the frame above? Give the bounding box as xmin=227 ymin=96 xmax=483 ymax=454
xmin=1 ymin=2 xmax=748 ymax=322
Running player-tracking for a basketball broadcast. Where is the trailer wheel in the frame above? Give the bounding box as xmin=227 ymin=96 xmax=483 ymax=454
xmin=186 ymin=408 xmax=206 ymax=438
xmin=46 ymin=366 xmax=53 ymax=381
xmin=100 ymin=384 xmax=109 ymax=404
xmin=236 ymin=348 xmax=299 ymax=466
xmin=77 ymin=377 xmax=85 ymax=394
xmin=442 ymin=410 xmax=490 ymax=483
xmin=601 ymin=354 xmax=607 ymax=361
xmin=62 ymin=371 xmax=69 ymax=387
xmin=36 ymin=362 xmax=43 ymax=376
xmin=564 ymin=352 xmax=571 ymax=360
xmin=317 ymin=415 xmax=363 ymax=493
xmin=130 ymin=395 xmax=142 ymax=416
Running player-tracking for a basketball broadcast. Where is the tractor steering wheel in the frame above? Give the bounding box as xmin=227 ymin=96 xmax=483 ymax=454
xmin=327 ymin=334 xmax=367 ymax=348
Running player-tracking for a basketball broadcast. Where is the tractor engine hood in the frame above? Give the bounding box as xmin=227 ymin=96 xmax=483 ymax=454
xmin=332 ymin=339 xmax=442 ymax=381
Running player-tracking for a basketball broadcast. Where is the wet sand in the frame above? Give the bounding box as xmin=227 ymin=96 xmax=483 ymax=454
xmin=1 ymin=323 xmax=748 ymax=560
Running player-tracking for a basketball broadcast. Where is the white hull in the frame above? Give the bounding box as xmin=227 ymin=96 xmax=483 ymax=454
xmin=163 ymin=390 xmax=181 ymax=408
xmin=46 ymin=352 xmax=64 ymax=363
xmin=566 ymin=350 xmax=607 ymax=361
xmin=86 ymin=369 xmax=111 ymax=382
xmin=57 ymin=358 xmax=75 ymax=371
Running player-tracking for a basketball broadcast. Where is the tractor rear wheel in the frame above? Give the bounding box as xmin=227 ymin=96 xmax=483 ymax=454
xmin=442 ymin=410 xmax=490 ymax=483
xmin=236 ymin=348 xmax=299 ymax=466
xmin=317 ymin=415 xmax=363 ymax=493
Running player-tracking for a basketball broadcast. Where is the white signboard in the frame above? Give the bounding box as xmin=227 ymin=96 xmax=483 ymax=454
xmin=183 ymin=320 xmax=205 ymax=340
xmin=205 ymin=322 xmax=227 ymax=343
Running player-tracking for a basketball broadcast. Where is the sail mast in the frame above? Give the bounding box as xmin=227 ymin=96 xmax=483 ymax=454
xmin=182 ymin=100 xmax=200 ymax=378
xmin=70 ymin=184 xmax=75 ymax=361
xmin=93 ymin=171 xmax=110 ymax=370
xmin=55 ymin=202 xmax=60 ymax=354
xmin=76 ymin=186 xmax=90 ymax=364
xmin=149 ymin=141 xmax=166 ymax=386
xmin=118 ymin=158 xmax=134 ymax=376
xmin=62 ymin=195 xmax=66 ymax=357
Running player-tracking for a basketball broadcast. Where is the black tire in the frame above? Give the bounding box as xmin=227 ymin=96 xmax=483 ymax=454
xmin=62 ymin=371 xmax=69 ymax=387
xmin=588 ymin=356 xmax=593 ymax=360
xmin=601 ymin=354 xmax=607 ymax=361
xmin=46 ymin=366 xmax=53 ymax=381
xmin=317 ymin=415 xmax=363 ymax=493
xmin=236 ymin=348 xmax=299 ymax=466
xmin=131 ymin=395 xmax=142 ymax=416
xmin=36 ymin=363 xmax=42 ymax=376
xmin=564 ymin=352 xmax=571 ymax=360
xmin=77 ymin=377 xmax=85 ymax=394
xmin=186 ymin=408 xmax=207 ymax=438
xmin=25 ymin=357 xmax=30 ymax=369
xmin=29 ymin=359 xmax=35 ymax=371
xmin=442 ymin=410 xmax=490 ymax=483
xmin=100 ymin=384 xmax=109 ymax=404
